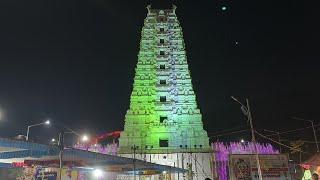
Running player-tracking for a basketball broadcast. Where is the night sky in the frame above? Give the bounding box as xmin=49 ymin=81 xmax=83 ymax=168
xmin=0 ymin=0 xmax=319 ymax=147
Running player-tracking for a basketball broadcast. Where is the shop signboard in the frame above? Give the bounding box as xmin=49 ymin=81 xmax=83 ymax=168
xmin=229 ymin=154 xmax=292 ymax=180
xmin=35 ymin=169 xmax=57 ymax=180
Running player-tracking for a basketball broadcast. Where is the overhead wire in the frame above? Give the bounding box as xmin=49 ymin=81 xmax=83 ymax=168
xmin=207 ymin=125 xmax=247 ymax=134
xmin=209 ymin=129 xmax=250 ymax=138
xmin=208 ymin=123 xmax=320 ymax=138
xmin=265 ymin=123 xmax=320 ymax=137
xmin=255 ymin=130 xmax=309 ymax=154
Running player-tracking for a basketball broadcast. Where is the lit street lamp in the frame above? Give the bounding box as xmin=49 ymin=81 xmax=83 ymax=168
xmin=82 ymin=134 xmax=89 ymax=142
xmin=92 ymin=168 xmax=104 ymax=178
xmin=292 ymin=117 xmax=319 ymax=152
xmin=50 ymin=138 xmax=57 ymax=145
xmin=26 ymin=120 xmax=50 ymax=141
xmin=58 ymin=132 xmax=89 ymax=145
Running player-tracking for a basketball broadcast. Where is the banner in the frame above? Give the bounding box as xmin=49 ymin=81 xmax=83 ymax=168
xmin=35 ymin=168 xmax=57 ymax=180
xmin=229 ymin=154 xmax=291 ymax=180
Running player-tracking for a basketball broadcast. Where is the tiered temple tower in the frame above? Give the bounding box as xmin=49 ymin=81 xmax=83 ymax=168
xmin=119 ymin=4 xmax=210 ymax=154
xmin=118 ymin=4 xmax=213 ymax=179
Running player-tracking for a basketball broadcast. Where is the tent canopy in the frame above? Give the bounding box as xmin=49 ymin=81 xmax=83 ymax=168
xmin=0 ymin=138 xmax=187 ymax=174
xmin=302 ymin=153 xmax=320 ymax=167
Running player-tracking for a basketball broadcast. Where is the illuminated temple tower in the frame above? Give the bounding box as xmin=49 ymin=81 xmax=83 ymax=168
xmin=118 ymin=3 xmax=213 ymax=179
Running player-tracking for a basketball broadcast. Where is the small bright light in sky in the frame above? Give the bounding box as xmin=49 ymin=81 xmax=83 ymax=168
xmin=240 ymin=139 xmax=245 ymax=143
xmin=45 ymin=120 xmax=50 ymax=125
xmin=51 ymin=138 xmax=56 ymax=142
xmin=221 ymin=6 xmax=227 ymax=11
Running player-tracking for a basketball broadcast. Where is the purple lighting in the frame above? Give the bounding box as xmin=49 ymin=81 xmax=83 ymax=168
xmin=74 ymin=143 xmax=118 ymax=155
xmin=212 ymin=142 xmax=279 ymax=180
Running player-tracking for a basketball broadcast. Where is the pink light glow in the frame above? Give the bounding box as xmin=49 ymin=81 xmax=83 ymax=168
xmin=212 ymin=142 xmax=279 ymax=180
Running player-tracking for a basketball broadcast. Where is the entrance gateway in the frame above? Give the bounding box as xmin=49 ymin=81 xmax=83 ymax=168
xmin=118 ymin=3 xmax=213 ymax=180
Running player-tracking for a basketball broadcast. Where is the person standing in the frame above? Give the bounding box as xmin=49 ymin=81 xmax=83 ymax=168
xmin=302 ymin=169 xmax=312 ymax=180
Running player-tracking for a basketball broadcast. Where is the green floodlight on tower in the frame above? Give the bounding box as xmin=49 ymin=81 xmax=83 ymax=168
xmin=118 ymin=5 xmax=210 ymax=154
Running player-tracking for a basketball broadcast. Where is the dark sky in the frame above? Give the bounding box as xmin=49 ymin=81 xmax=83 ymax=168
xmin=0 ymin=0 xmax=319 ymax=145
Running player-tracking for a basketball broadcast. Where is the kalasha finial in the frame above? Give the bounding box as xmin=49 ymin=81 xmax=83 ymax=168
xmin=147 ymin=5 xmax=151 ymax=14
xmin=173 ymin=4 xmax=177 ymax=13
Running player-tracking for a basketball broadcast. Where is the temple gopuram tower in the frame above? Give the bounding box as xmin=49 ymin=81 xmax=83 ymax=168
xmin=118 ymin=2 xmax=213 ymax=179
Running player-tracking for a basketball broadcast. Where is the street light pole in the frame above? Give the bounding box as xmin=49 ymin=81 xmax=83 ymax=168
xmin=311 ymin=120 xmax=319 ymax=152
xmin=0 ymin=110 xmax=3 ymax=121
xmin=58 ymin=131 xmax=64 ymax=180
xmin=246 ymin=99 xmax=263 ymax=180
xmin=26 ymin=120 xmax=50 ymax=141
xmin=131 ymin=145 xmax=138 ymax=180
xmin=292 ymin=117 xmax=319 ymax=152
xmin=246 ymin=99 xmax=256 ymax=141
xmin=26 ymin=126 xmax=31 ymax=141
xmin=56 ymin=129 xmax=88 ymax=180
xmin=231 ymin=96 xmax=263 ymax=180
xmin=51 ymin=121 xmax=90 ymax=180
